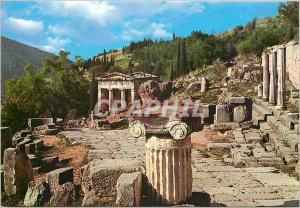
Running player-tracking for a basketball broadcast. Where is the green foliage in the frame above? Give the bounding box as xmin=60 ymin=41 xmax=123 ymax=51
xmin=237 ymin=16 xmax=292 ymax=56
xmin=278 ymin=2 xmax=299 ymax=27
xmin=2 ymin=51 xmax=89 ymax=132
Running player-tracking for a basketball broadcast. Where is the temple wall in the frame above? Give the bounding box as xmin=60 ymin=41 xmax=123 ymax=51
xmin=285 ymin=42 xmax=299 ymax=89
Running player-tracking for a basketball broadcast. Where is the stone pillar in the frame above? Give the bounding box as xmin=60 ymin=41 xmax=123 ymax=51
xmin=200 ymin=76 xmax=207 ymax=93
xmin=276 ymin=46 xmax=286 ymax=110
xmin=121 ymin=89 xmax=125 ymax=101
xmin=257 ymin=83 xmax=263 ymax=99
xmin=109 ymin=89 xmax=113 ymax=111
xmin=121 ymin=89 xmax=126 ymax=108
xmin=131 ymin=89 xmax=135 ymax=103
xmin=268 ymin=50 xmax=277 ymax=106
xmin=262 ymin=53 xmax=269 ymax=101
xmin=129 ymin=119 xmax=195 ymax=205
xmin=98 ymin=87 xmax=102 ymax=111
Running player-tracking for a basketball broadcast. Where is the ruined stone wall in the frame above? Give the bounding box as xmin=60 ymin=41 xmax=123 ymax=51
xmin=286 ymin=42 xmax=299 ymax=89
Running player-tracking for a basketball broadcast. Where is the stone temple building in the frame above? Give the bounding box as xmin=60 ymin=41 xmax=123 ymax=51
xmin=96 ymin=72 xmax=159 ymax=111
xmin=260 ymin=41 xmax=299 ymax=109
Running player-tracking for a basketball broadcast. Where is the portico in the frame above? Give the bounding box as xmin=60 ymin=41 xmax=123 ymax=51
xmin=96 ymin=72 xmax=158 ymax=112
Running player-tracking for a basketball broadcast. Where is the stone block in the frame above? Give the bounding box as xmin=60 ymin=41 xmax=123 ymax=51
xmin=116 ymin=172 xmax=142 ymax=206
xmin=1 ymin=127 xmax=11 ymax=163
xmin=215 ymin=105 xmax=231 ymax=123
xmin=257 ymin=157 xmax=284 ymax=165
xmin=40 ymin=128 xmax=60 ymax=135
xmin=233 ymin=106 xmax=247 ymax=123
xmin=207 ymin=143 xmax=232 ymax=151
xmin=41 ymin=156 xmax=59 ymax=172
xmin=3 ymin=148 xmax=34 ymax=195
xmin=33 ymin=139 xmax=44 ymax=151
xmin=211 ymin=122 xmax=240 ymax=131
xmin=12 ymin=134 xmax=24 ymax=147
xmin=81 ymin=159 xmax=143 ymax=206
xmin=228 ymin=97 xmax=251 ymax=104
xmin=16 ymin=138 xmax=33 ymax=153
xmin=25 ymin=143 xmax=36 ymax=154
xmin=24 ymin=181 xmax=50 ymax=207
xmin=50 ymin=182 xmax=75 ymax=206
xmin=20 ymin=130 xmax=32 ymax=137
xmin=46 ymin=167 xmax=73 ymax=194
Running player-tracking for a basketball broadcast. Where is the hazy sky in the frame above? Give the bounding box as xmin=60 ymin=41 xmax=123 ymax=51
xmin=1 ymin=1 xmax=281 ymax=60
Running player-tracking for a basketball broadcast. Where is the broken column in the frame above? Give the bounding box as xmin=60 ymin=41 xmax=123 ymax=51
xmin=257 ymin=83 xmax=263 ymax=99
xmin=276 ymin=46 xmax=286 ymax=110
xmin=269 ymin=49 xmax=277 ymax=106
xmin=262 ymin=53 xmax=269 ymax=101
xmin=200 ymin=76 xmax=207 ymax=93
xmin=129 ymin=118 xmax=200 ymax=205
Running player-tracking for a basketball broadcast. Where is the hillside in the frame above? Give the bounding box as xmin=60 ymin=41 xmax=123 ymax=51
xmin=84 ymin=10 xmax=297 ymax=83
xmin=1 ymin=36 xmax=51 ymax=82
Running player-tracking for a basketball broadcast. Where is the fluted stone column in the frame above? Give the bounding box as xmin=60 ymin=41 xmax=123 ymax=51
xmin=129 ymin=119 xmax=197 ymax=205
xmin=276 ymin=46 xmax=286 ymax=110
xmin=262 ymin=53 xmax=269 ymax=101
xmin=268 ymin=50 xmax=277 ymax=106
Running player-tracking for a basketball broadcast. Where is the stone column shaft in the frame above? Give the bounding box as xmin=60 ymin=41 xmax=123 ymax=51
xmin=262 ymin=53 xmax=269 ymax=101
xmin=200 ymin=77 xmax=207 ymax=93
xmin=131 ymin=89 xmax=135 ymax=103
xmin=98 ymin=87 xmax=102 ymax=111
xmin=108 ymin=89 xmax=113 ymax=111
xmin=121 ymin=89 xmax=126 ymax=108
xmin=121 ymin=89 xmax=125 ymax=101
xmin=269 ymin=51 xmax=277 ymax=105
xmin=276 ymin=47 xmax=286 ymax=110
xmin=145 ymin=136 xmax=192 ymax=205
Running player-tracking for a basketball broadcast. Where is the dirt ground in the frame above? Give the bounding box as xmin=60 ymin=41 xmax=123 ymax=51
xmin=34 ymin=135 xmax=89 ymax=184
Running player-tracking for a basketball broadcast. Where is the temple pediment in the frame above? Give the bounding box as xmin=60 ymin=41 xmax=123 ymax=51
xmin=96 ymin=72 xmax=133 ymax=81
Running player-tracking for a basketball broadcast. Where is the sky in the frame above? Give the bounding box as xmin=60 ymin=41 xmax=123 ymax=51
xmin=1 ymin=1 xmax=281 ymax=60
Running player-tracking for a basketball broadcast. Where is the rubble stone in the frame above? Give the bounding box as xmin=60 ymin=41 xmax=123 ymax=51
xmin=50 ymin=182 xmax=75 ymax=206
xmin=24 ymin=181 xmax=50 ymax=207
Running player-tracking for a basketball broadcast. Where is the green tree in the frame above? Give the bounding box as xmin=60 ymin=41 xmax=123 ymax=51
xmin=2 ymin=51 xmax=89 ymax=132
xmin=278 ymin=2 xmax=299 ymax=27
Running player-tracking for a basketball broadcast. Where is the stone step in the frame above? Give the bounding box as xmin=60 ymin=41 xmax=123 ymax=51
xmin=252 ymin=110 xmax=265 ymax=128
xmin=253 ymin=103 xmax=273 ymax=116
xmin=254 ymin=99 xmax=274 ymax=114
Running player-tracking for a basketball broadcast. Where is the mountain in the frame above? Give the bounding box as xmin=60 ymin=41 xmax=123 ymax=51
xmin=1 ymin=36 xmax=51 ymax=82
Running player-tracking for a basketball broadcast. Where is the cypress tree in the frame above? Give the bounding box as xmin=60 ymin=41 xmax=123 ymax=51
xmin=103 ymin=49 xmax=107 ymax=64
xmin=179 ymin=40 xmax=188 ymax=75
xmin=170 ymin=64 xmax=174 ymax=81
xmin=176 ymin=41 xmax=181 ymax=75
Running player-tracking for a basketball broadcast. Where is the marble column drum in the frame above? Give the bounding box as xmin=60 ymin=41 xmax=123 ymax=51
xmin=262 ymin=53 xmax=269 ymax=101
xmin=145 ymin=135 xmax=192 ymax=205
xmin=276 ymin=47 xmax=286 ymax=110
xmin=268 ymin=51 xmax=277 ymax=106
xmin=257 ymin=83 xmax=263 ymax=99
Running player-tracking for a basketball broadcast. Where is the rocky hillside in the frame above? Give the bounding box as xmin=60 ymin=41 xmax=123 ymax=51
xmin=1 ymin=36 xmax=51 ymax=83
